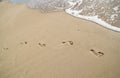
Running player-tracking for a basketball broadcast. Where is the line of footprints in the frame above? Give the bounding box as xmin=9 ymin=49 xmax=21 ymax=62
xmin=1 ymin=41 xmax=104 ymax=57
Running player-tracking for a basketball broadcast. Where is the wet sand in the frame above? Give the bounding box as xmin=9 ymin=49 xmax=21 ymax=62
xmin=0 ymin=2 xmax=120 ymax=78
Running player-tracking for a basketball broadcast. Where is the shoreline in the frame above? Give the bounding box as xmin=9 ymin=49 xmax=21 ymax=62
xmin=65 ymin=8 xmax=120 ymax=32
xmin=0 ymin=2 xmax=120 ymax=78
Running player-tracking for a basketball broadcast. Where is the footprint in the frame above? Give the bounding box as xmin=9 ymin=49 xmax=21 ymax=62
xmin=62 ymin=41 xmax=74 ymax=45
xmin=38 ymin=43 xmax=46 ymax=47
xmin=90 ymin=49 xmax=104 ymax=57
xmin=2 ymin=47 xmax=9 ymax=51
xmin=0 ymin=47 xmax=9 ymax=55
xmin=20 ymin=41 xmax=28 ymax=45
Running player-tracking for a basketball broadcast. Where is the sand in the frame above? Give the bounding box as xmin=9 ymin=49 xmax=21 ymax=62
xmin=0 ymin=2 xmax=120 ymax=78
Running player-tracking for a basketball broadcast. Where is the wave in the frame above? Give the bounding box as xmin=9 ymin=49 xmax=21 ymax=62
xmin=8 ymin=0 xmax=120 ymax=32
xmin=65 ymin=0 xmax=120 ymax=32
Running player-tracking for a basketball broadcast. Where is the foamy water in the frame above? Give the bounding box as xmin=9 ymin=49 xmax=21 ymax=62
xmin=5 ymin=0 xmax=120 ymax=32
xmin=65 ymin=0 xmax=120 ymax=32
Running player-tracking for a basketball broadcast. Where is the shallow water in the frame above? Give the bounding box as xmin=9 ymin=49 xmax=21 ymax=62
xmin=9 ymin=0 xmax=120 ymax=32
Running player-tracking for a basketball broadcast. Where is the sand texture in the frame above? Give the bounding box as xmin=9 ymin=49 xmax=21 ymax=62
xmin=0 ymin=2 xmax=120 ymax=78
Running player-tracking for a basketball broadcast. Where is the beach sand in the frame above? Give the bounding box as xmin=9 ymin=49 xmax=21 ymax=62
xmin=0 ymin=2 xmax=120 ymax=78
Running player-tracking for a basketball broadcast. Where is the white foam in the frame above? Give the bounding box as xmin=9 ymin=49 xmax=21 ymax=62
xmin=65 ymin=8 xmax=120 ymax=32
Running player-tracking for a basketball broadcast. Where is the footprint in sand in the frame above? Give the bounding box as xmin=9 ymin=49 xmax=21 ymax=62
xmin=38 ymin=42 xmax=46 ymax=47
xmin=20 ymin=41 xmax=28 ymax=45
xmin=62 ymin=41 xmax=74 ymax=46
xmin=3 ymin=47 xmax=9 ymax=51
xmin=0 ymin=47 xmax=9 ymax=55
xmin=90 ymin=49 xmax=104 ymax=57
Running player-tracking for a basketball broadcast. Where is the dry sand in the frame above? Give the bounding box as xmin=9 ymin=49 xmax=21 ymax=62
xmin=0 ymin=2 xmax=120 ymax=78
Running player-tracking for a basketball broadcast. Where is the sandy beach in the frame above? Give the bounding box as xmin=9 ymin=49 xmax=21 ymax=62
xmin=0 ymin=2 xmax=120 ymax=78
